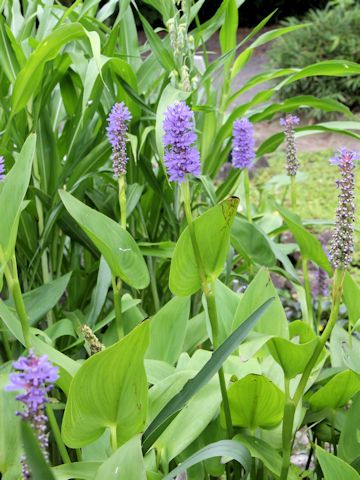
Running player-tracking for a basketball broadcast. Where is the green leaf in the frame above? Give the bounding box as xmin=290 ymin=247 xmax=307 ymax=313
xmin=219 ymin=0 xmax=238 ymax=55
xmin=234 ymin=433 xmax=298 ymax=480
xmin=146 ymin=296 xmax=190 ymax=364
xmin=62 ymin=322 xmax=149 ymax=448
xmin=59 ymin=190 xmax=149 ymax=289
xmin=142 ymin=298 xmax=274 ymax=452
xmin=276 ymin=203 xmax=332 ymax=274
xmin=6 ymin=273 xmax=71 ymax=325
xmin=94 ymin=435 xmax=146 ymax=480
xmin=231 ymin=217 xmax=276 ymax=267
xmin=12 ymin=23 xmax=100 ymax=114
xmin=343 ymin=272 xmax=360 ymax=326
xmin=232 ymin=268 xmax=288 ymax=338
xmin=223 ymin=374 xmax=284 ymax=429
xmin=339 ymin=392 xmax=360 ymax=464
xmin=0 ymin=375 xmax=21 ymax=478
xmin=231 ymin=24 xmax=309 ymax=79
xmin=163 ymin=440 xmax=251 ymax=480
xmin=169 ymin=197 xmax=239 ymax=296
xmin=137 ymin=12 xmax=174 ymax=72
xmin=53 ymin=462 xmax=100 ymax=480
xmin=0 ymin=134 xmax=36 ymax=263
xmin=267 ymin=336 xmax=320 ymax=379
xmin=308 ymin=370 xmax=360 ymax=411
xmin=21 ymin=422 xmax=55 ymax=480
xmin=316 ymin=446 xmax=360 ymax=480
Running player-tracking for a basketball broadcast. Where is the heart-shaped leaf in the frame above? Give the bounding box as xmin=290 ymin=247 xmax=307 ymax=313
xmin=223 ymin=374 xmax=285 ymax=430
xmin=62 ymin=321 xmax=149 ymax=448
xmin=169 ymin=197 xmax=239 ymax=296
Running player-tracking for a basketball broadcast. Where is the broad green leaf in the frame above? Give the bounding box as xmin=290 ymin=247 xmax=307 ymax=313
xmin=62 ymin=322 xmax=149 ymax=448
xmin=169 ymin=197 xmax=239 ymax=296
xmin=94 ymin=435 xmax=146 ymax=480
xmin=146 ymin=296 xmax=190 ymax=365
xmin=234 ymin=433 xmax=298 ymax=480
xmin=343 ymin=272 xmax=360 ymax=325
xmin=277 ymin=60 xmax=360 ymax=89
xmin=0 ymin=375 xmax=21 ymax=478
xmin=339 ymin=392 xmax=360 ymax=464
xmin=183 ymin=312 xmax=208 ymax=353
xmin=59 ymin=190 xmax=149 ymax=289
xmin=6 ymin=273 xmax=71 ymax=325
xmin=308 ymin=370 xmax=360 ymax=411
xmin=0 ymin=15 xmax=20 ymax=83
xmin=87 ymin=256 xmax=111 ymax=327
xmin=21 ymin=422 xmax=55 ymax=480
xmin=276 ymin=203 xmax=332 ymax=274
xmin=142 ymin=298 xmax=274 ymax=452
xmin=0 ymin=134 xmax=36 ymax=263
xmin=163 ymin=440 xmax=251 ymax=480
xmin=330 ymin=324 xmax=360 ymax=373
xmin=231 ymin=217 xmax=276 ymax=267
xmin=316 ymin=446 xmax=360 ymax=480
xmin=232 ymin=268 xmax=288 ymax=338
xmin=53 ymin=462 xmax=101 ymax=480
xmin=224 ymin=374 xmax=284 ymax=430
xmin=267 ymin=336 xmax=320 ymax=379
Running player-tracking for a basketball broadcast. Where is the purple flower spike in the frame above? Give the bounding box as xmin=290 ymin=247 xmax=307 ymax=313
xmin=163 ymin=101 xmax=200 ymax=183
xmin=280 ymin=114 xmax=300 ymax=176
xmin=232 ymin=118 xmax=256 ymax=169
xmin=316 ymin=268 xmax=329 ymax=297
xmin=106 ymin=102 xmax=132 ymax=177
xmin=6 ymin=350 xmax=58 ymax=479
xmin=329 ymin=148 xmax=359 ymax=269
xmin=0 ymin=156 xmax=5 ymax=181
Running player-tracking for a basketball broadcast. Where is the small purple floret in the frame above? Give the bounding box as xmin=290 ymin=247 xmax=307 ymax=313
xmin=6 ymin=350 xmax=58 ymax=479
xmin=0 ymin=156 xmax=5 ymax=181
xmin=232 ymin=118 xmax=256 ymax=169
xmin=329 ymin=148 xmax=359 ymax=269
xmin=163 ymin=101 xmax=200 ymax=183
xmin=106 ymin=102 xmax=132 ymax=177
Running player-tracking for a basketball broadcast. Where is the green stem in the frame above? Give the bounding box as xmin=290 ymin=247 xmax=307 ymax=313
xmin=1 ymin=327 xmax=12 ymax=360
xmin=280 ymin=379 xmax=295 ymax=480
xmin=316 ymin=296 xmax=323 ymax=335
xmin=4 ymin=257 xmax=31 ymax=348
xmin=118 ymin=174 xmax=127 ymax=230
xmin=302 ymin=258 xmax=314 ymax=329
xmin=290 ymin=175 xmax=296 ymax=209
xmin=244 ymin=168 xmax=252 ymax=224
xmin=112 ymin=277 xmax=123 ymax=340
xmin=181 ymin=179 xmax=233 ymax=446
xmin=46 ymin=405 xmax=71 ymax=464
xmin=280 ymin=268 xmax=345 ymax=480
xmin=110 ymin=425 xmax=118 ymax=452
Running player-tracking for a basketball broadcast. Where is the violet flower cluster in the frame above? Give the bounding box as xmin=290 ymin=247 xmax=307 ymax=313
xmin=329 ymin=148 xmax=359 ymax=269
xmin=280 ymin=114 xmax=300 ymax=176
xmin=163 ymin=101 xmax=200 ymax=183
xmin=316 ymin=268 xmax=329 ymax=297
xmin=106 ymin=102 xmax=132 ymax=177
xmin=6 ymin=350 xmax=59 ymax=479
xmin=0 ymin=155 xmax=5 ymax=181
xmin=232 ymin=118 xmax=256 ymax=169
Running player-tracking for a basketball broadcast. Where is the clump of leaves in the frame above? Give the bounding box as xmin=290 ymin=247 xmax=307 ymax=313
xmin=269 ymin=0 xmax=360 ymax=118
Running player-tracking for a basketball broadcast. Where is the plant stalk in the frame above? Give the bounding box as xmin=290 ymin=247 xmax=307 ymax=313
xmin=302 ymin=258 xmax=314 ymax=328
xmin=244 ymin=168 xmax=252 ymax=224
xmin=280 ymin=268 xmax=345 ymax=479
xmin=46 ymin=405 xmax=71 ymax=464
xmin=181 ymin=179 xmax=233 ymax=447
xmin=118 ymin=174 xmax=127 ymax=230
xmin=112 ymin=277 xmax=123 ymax=340
xmin=290 ymin=175 xmax=297 ymax=209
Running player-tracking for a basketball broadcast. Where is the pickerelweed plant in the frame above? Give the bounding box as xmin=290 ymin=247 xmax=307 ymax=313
xmin=0 ymin=0 xmax=360 ymax=479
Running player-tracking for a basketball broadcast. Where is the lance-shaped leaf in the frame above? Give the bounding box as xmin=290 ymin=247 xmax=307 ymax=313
xmin=59 ymin=190 xmax=149 ymax=289
xmin=0 ymin=134 xmax=36 ymax=263
xmin=170 ymin=197 xmax=239 ymax=296
xmin=62 ymin=322 xmax=149 ymax=448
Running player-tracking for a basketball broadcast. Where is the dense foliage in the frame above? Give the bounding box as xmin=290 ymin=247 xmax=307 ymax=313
xmin=269 ymin=0 xmax=360 ymax=116
xmin=0 ymin=0 xmax=360 ymax=479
